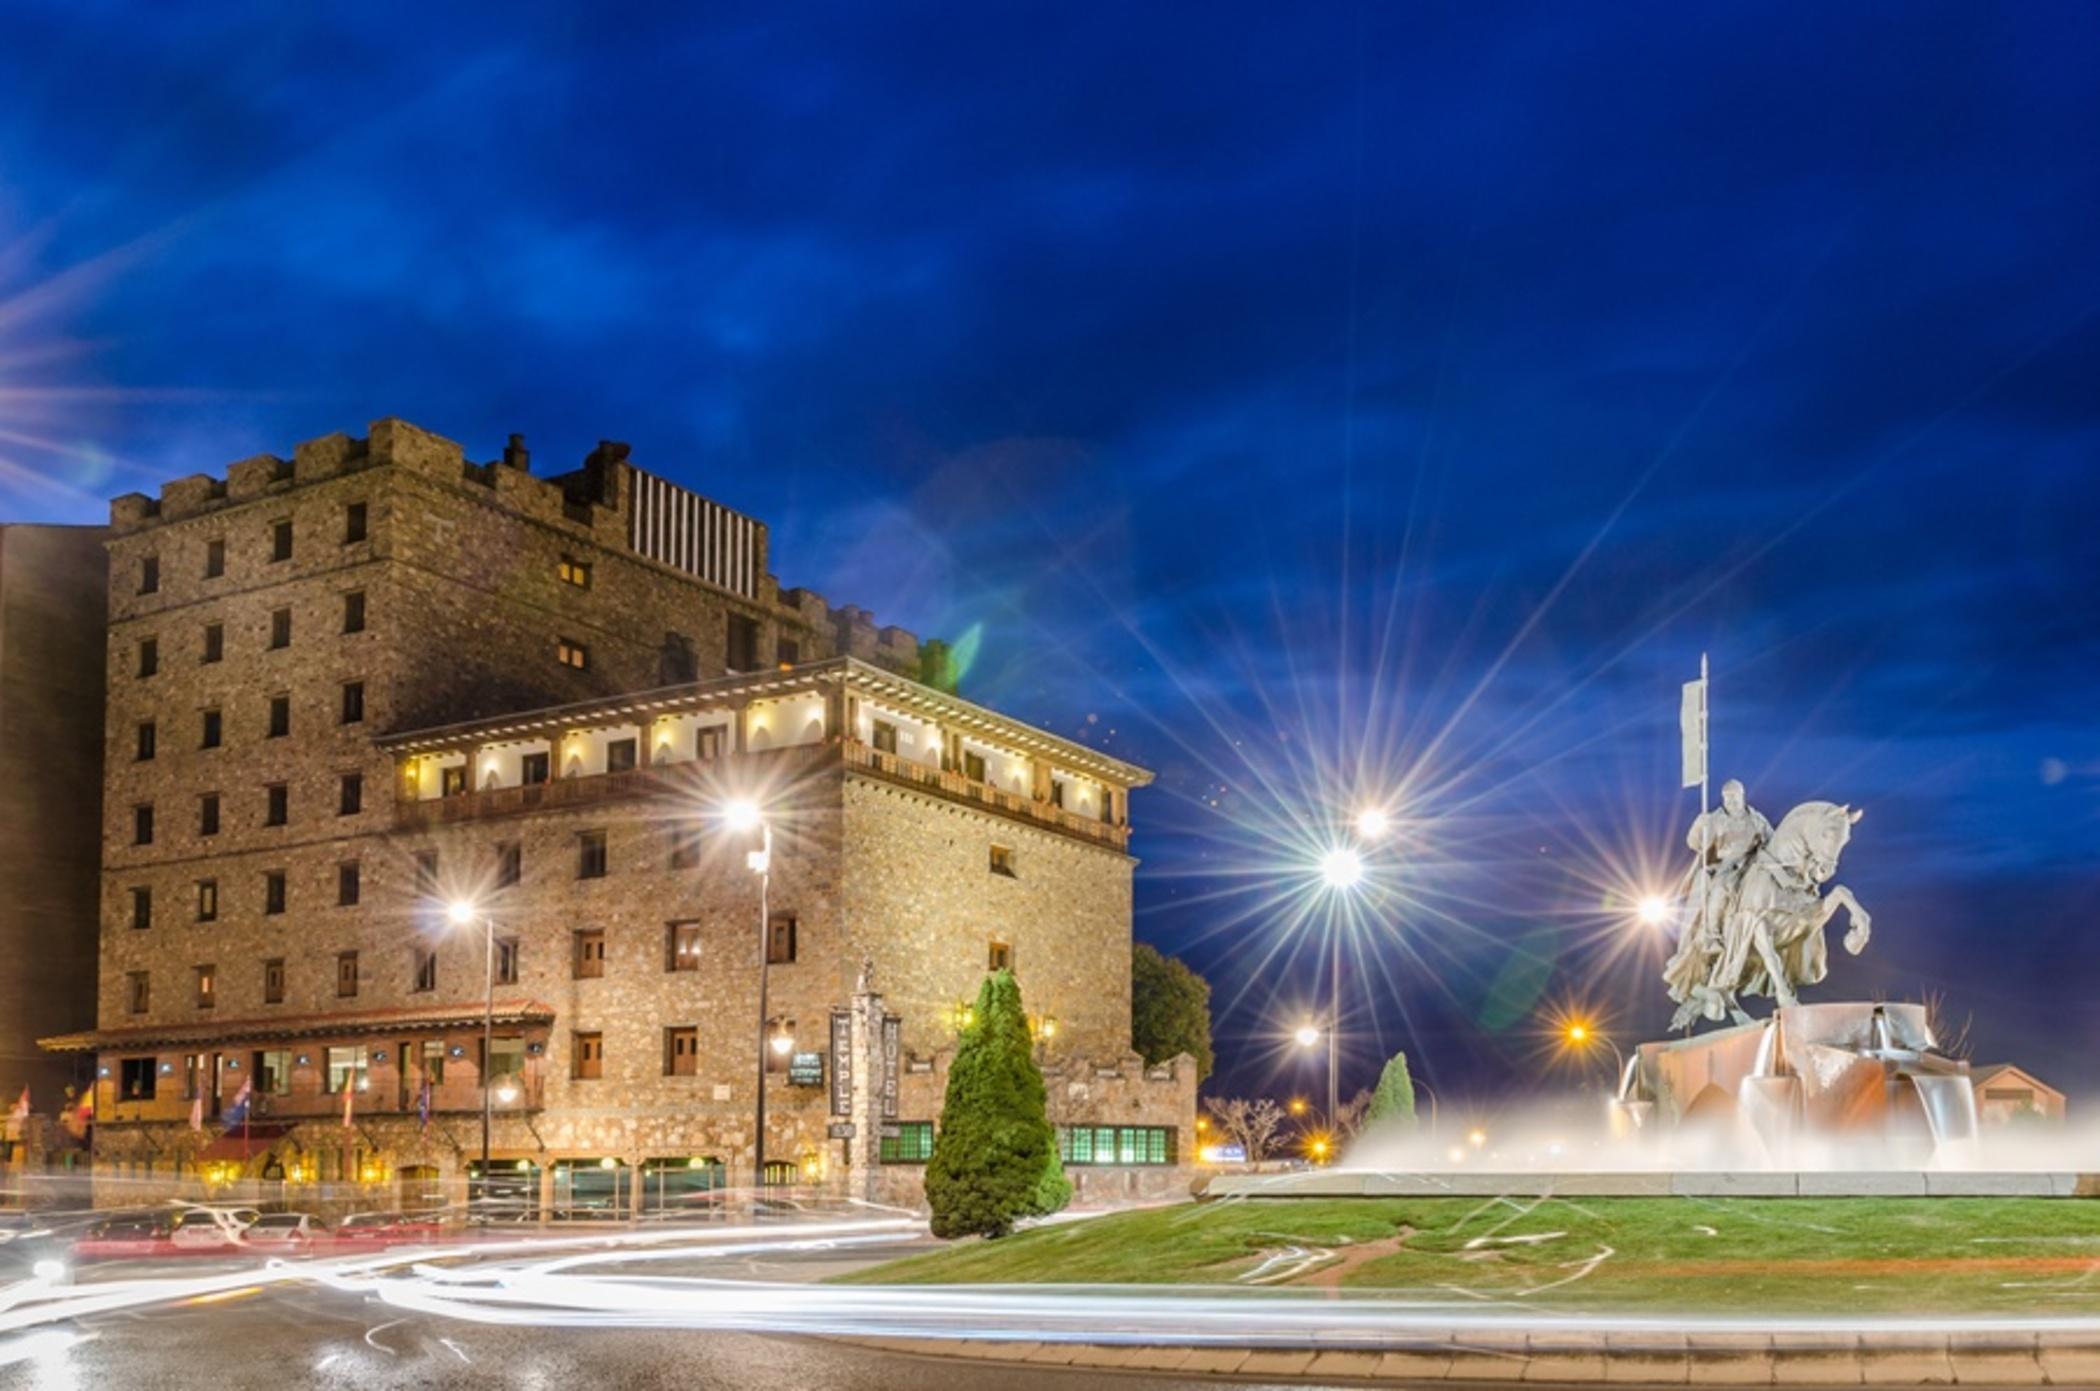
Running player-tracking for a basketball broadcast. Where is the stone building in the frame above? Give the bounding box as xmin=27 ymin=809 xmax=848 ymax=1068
xmin=40 ymin=419 xmax=1191 ymax=1213
xmin=0 ymin=525 xmax=108 ymax=1165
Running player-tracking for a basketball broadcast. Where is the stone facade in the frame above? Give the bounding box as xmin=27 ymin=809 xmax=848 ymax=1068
xmin=0 ymin=525 xmax=108 ymax=1151
xmin=44 ymin=420 xmax=1189 ymax=1213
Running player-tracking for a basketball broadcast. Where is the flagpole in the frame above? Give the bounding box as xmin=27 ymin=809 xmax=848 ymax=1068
xmin=1699 ymin=651 xmax=1712 ymax=939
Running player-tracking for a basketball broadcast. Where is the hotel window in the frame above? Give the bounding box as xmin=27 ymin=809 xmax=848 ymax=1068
xmin=558 ymin=556 xmax=591 ymax=588
xmin=572 ymin=1032 xmax=604 ymax=1080
xmin=269 ymin=607 xmax=291 ymax=649
xmin=696 ymin=726 xmax=724 ymax=761
xmin=495 ymin=937 xmax=520 ymax=985
xmin=668 ymin=825 xmax=701 ymax=869
xmin=1101 ymin=792 xmax=1116 ymax=823
xmin=194 ymin=965 xmax=216 ymax=1010
xmin=204 ymin=538 xmax=225 ymax=578
xmin=521 ymin=751 xmax=550 ymax=784
xmin=988 ymin=939 xmax=1014 ymax=973
xmin=496 ymin=841 xmax=522 ymax=888
xmin=557 ymin=637 xmax=589 ymax=670
xmin=1050 ymin=780 xmax=1065 ymax=808
xmin=337 ymin=860 xmax=361 ymax=906
xmin=412 ymin=948 xmax=438 ymax=994
xmin=341 ymin=680 xmax=365 ymax=724
xmin=344 ymin=501 xmax=368 ymax=544
xmin=131 ymin=886 xmax=152 ymax=931
xmin=879 ymin=1122 xmax=935 ymax=1164
xmin=665 ymin=920 xmax=702 ymax=972
xmin=183 ymin=1053 xmax=206 ymax=1099
xmin=267 ymin=694 xmax=290 ymax=738
xmin=336 ymin=951 xmax=358 ymax=998
xmin=419 ymin=1039 xmax=445 ymax=1086
xmin=1058 ymin=1125 xmax=1176 ymax=1166
xmin=137 ymin=637 xmax=158 ymax=678
xmin=199 ymin=792 xmax=220 ymax=836
xmin=136 ymin=720 xmax=157 ymax=762
xmin=264 ymin=783 xmax=289 ymax=827
xmin=483 ymin=1036 xmax=525 ymax=1088
xmin=573 ymin=929 xmax=606 ymax=979
xmin=139 ymin=555 xmax=159 ymax=594
xmin=989 ymin=844 xmax=1016 ymax=878
xmin=415 ymin=849 xmax=439 ymax=892
xmin=963 ymin=750 xmax=987 ymax=783
xmin=257 ymin=1048 xmax=292 ymax=1094
xmin=342 ymin=590 xmax=366 ymax=634
xmin=871 ymin=719 xmax=898 ymax=755
xmin=577 ymin=829 xmax=608 ymax=879
xmin=263 ymin=958 xmax=285 ymax=1005
xmin=339 ymin=772 xmax=363 ymax=816
xmin=776 ymin=637 xmax=800 ymax=667
xmin=201 ymin=707 xmax=222 ymax=748
xmin=263 ymin=869 xmax=287 ymax=915
xmin=605 ymin=737 xmax=637 ymax=774
xmin=766 ymin=912 xmax=797 ymax=965
xmin=726 ymin=614 xmax=759 ymax=671
xmin=271 ymin=518 xmax=293 ymax=562
xmin=439 ymin=764 xmax=467 ymax=798
xmin=202 ymin=621 xmax=224 ymax=663
xmin=127 ymin=972 xmax=150 ymax=1015
xmin=196 ymin=879 xmax=218 ymax=923
xmin=119 ymin=1057 xmax=156 ymax=1100
xmin=664 ymin=1027 xmax=699 ymax=1076
xmin=325 ymin=1044 xmax=366 ymax=1093
xmin=133 ymin=803 xmax=154 ymax=846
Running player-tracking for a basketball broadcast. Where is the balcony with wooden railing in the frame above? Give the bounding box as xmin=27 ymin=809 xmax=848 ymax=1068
xmin=842 ymin=738 xmax=1130 ymax=850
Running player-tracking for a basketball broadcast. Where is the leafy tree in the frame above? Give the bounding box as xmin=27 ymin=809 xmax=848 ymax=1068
xmin=925 ymin=970 xmax=1068 ymax=1238
xmin=1365 ymin=1052 xmax=1417 ymax=1129
xmin=1131 ymin=944 xmax=1214 ymax=1081
xmin=1203 ymin=1097 xmax=1286 ymax=1163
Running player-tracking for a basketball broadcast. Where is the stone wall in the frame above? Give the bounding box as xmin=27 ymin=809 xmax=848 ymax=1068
xmin=0 ymin=525 xmax=109 ymax=1120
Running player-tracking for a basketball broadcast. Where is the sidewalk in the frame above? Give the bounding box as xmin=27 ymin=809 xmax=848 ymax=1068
xmin=835 ymin=1328 xmax=2100 ymax=1384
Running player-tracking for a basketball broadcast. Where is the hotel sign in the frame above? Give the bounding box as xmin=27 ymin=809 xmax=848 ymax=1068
xmin=829 ymin=1011 xmax=852 ymax=1117
xmin=788 ymin=1052 xmax=824 ymax=1088
xmin=881 ymin=1015 xmax=901 ymax=1120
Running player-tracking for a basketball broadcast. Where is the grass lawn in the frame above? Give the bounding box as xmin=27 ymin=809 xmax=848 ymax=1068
xmin=837 ymin=1197 xmax=2100 ymax=1315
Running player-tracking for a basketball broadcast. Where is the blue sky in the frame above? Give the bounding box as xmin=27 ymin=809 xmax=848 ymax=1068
xmin=4 ymin=2 xmax=2096 ymax=1103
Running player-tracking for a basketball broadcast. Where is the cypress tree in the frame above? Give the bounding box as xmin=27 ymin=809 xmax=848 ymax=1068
xmin=925 ymin=970 xmax=1069 ymax=1238
xmin=1366 ymin=1051 xmax=1417 ymax=1129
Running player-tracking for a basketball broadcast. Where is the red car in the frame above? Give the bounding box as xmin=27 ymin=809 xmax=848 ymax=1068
xmin=332 ymin=1211 xmax=446 ymax=1247
xmin=73 ymin=1212 xmax=172 ymax=1260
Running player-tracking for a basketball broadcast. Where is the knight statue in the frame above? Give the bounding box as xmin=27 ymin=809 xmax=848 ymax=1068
xmin=1664 ymin=782 xmax=1872 ymax=1030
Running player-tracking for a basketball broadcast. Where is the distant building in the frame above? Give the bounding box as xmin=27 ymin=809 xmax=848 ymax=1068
xmin=1970 ymin=1063 xmax=2066 ymax=1126
xmin=36 ymin=420 xmax=1191 ymax=1212
xmin=0 ymin=524 xmax=107 ymax=1164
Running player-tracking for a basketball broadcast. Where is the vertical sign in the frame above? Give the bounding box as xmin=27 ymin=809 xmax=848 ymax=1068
xmin=881 ymin=1015 xmax=901 ymax=1120
xmin=829 ymin=1011 xmax=852 ymax=1117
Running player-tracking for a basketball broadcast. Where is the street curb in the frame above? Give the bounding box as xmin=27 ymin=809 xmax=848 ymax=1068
xmin=830 ymin=1331 xmax=2100 ymax=1385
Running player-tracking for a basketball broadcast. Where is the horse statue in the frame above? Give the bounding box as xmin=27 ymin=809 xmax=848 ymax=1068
xmin=1665 ymin=801 xmax=1871 ymax=1030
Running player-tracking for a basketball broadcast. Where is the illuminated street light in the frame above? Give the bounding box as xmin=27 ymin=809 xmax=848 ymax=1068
xmin=445 ymin=897 xmax=499 ymax=1200
xmin=769 ymin=1026 xmax=796 ymax=1056
xmin=1353 ymin=806 xmax=1391 ymax=840
xmin=1288 ymin=1096 xmax=1308 ymax=1116
xmin=1293 ymin=1022 xmax=1321 ymax=1049
xmin=727 ymin=797 xmax=779 ymax=1186
xmin=1468 ymin=1128 xmax=1487 ymax=1148
xmin=1637 ymin=894 xmax=1670 ymax=926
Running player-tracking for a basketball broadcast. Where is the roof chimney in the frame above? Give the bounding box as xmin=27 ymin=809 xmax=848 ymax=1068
xmin=501 ymin=433 xmax=530 ymax=471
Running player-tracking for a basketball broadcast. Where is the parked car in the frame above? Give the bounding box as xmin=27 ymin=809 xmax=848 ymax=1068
xmin=242 ymin=1212 xmax=328 ymax=1250
xmin=168 ymin=1207 xmax=259 ymax=1250
xmin=333 ymin=1211 xmax=444 ymax=1246
xmin=73 ymin=1211 xmax=172 ymax=1259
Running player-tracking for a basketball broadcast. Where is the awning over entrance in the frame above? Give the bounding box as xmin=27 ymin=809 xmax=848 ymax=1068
xmin=197 ymin=1122 xmax=294 ymax=1161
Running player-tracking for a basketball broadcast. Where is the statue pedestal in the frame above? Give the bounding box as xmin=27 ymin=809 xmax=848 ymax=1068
xmin=1618 ymin=1002 xmax=1978 ymax=1165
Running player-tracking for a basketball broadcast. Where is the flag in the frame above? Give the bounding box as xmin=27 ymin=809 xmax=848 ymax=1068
xmin=221 ymin=1077 xmax=252 ymax=1132
xmin=418 ymin=1077 xmax=431 ymax=1131
xmin=1679 ymin=675 xmax=1707 ymax=789
xmin=342 ymin=1077 xmax=355 ymax=1129
xmin=189 ymin=1092 xmax=204 ymax=1133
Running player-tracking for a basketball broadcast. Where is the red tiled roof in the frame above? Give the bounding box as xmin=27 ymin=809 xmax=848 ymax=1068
xmin=38 ymin=1000 xmax=557 ymax=1053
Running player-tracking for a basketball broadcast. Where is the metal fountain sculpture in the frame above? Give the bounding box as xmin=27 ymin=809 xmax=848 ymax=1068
xmin=1614 ymin=659 xmax=1978 ymax=1164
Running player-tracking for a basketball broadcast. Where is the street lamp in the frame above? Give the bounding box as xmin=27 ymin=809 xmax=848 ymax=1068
xmin=1353 ymin=806 xmax=1391 ymax=840
xmin=1292 ymin=1021 xmax=1321 ymax=1050
xmin=1564 ymin=1019 xmax=1627 ymax=1091
xmin=1637 ymin=894 xmax=1670 ymax=927
xmin=725 ymin=798 xmax=776 ymax=1189
xmin=445 ymin=897 xmax=498 ymax=1204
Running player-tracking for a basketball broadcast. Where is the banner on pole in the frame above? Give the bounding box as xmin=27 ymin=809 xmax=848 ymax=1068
xmin=1680 ymin=677 xmax=1707 ymax=789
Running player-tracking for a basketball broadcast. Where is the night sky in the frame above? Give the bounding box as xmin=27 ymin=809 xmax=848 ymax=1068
xmin=4 ymin=5 xmax=2096 ymax=1110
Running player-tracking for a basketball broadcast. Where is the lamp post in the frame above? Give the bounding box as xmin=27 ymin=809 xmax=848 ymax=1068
xmin=1316 ymin=843 xmax=1365 ymax=1126
xmin=445 ymin=899 xmax=497 ymax=1206
xmin=725 ymin=800 xmax=774 ymax=1189
xmin=1565 ymin=1021 xmax=1627 ymax=1093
